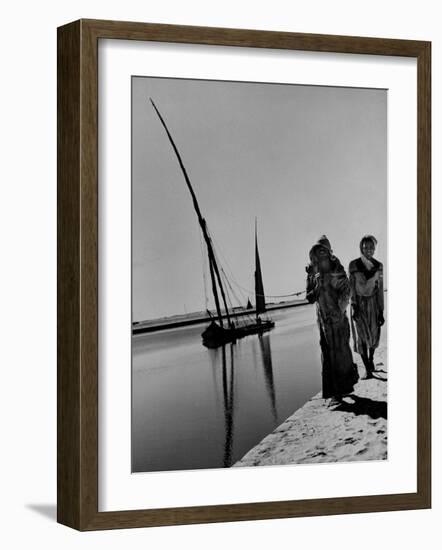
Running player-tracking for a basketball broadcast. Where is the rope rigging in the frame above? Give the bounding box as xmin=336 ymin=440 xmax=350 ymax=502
xmin=208 ymin=230 xmax=306 ymax=301
xmin=208 ymin=228 xmax=256 ymax=326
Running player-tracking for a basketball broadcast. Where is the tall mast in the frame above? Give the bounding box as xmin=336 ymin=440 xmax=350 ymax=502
xmin=254 ymin=218 xmax=266 ymax=319
xmin=150 ymin=98 xmax=232 ymax=326
xmin=208 ymin=242 xmax=224 ymax=326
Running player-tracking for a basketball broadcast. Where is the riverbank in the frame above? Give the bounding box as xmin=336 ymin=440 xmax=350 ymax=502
xmin=234 ymin=328 xmax=387 ymax=467
xmin=133 ymin=299 xmax=307 ymax=334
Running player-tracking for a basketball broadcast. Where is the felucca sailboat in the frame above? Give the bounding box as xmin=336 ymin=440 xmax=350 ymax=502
xmin=150 ymin=99 xmax=274 ymax=348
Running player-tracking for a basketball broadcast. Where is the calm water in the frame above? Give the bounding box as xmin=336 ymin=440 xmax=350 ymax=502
xmin=132 ymin=305 xmax=321 ymax=472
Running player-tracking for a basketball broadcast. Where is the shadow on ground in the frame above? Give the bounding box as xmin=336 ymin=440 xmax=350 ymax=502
xmin=26 ymin=504 xmax=57 ymax=521
xmin=334 ymin=395 xmax=387 ymax=420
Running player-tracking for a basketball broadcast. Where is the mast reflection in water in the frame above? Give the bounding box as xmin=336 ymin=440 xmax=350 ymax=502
xmin=220 ymin=344 xmax=235 ymax=467
xmin=132 ymin=306 xmax=321 ymax=473
xmin=219 ymin=335 xmax=277 ymax=467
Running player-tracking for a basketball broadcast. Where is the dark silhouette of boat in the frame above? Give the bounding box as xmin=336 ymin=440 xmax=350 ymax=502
xmin=201 ymin=219 xmax=274 ymax=347
xmin=150 ymin=98 xmax=275 ymax=348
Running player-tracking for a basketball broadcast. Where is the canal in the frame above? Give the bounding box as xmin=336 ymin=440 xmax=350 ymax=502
xmin=132 ymin=304 xmax=321 ymax=472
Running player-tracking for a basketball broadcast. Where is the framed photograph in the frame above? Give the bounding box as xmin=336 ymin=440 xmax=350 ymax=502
xmin=57 ymin=19 xmax=431 ymax=530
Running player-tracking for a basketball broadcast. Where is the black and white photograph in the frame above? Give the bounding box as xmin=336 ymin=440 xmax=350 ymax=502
xmin=131 ymin=76 xmax=387 ymax=473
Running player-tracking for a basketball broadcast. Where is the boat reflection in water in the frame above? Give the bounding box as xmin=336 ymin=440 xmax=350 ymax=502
xmin=259 ymin=334 xmax=278 ymax=423
xmin=220 ymin=344 xmax=235 ymax=467
xmin=213 ymin=333 xmax=277 ymax=467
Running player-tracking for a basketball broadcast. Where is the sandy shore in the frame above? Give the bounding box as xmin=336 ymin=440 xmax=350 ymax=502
xmin=235 ymin=327 xmax=387 ymax=467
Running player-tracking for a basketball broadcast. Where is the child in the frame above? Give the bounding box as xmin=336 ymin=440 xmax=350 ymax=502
xmin=349 ymin=235 xmax=385 ymax=378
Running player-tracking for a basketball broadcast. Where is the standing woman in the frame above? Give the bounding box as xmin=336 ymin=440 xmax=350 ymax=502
xmin=349 ymin=235 xmax=385 ymax=379
xmin=306 ymin=236 xmax=359 ymax=403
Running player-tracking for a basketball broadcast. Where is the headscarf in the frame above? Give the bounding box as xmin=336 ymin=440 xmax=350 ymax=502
xmin=309 ymin=234 xmax=333 ymax=263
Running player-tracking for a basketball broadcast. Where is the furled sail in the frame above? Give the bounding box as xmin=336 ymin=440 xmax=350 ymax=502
xmin=255 ymin=220 xmax=266 ymax=315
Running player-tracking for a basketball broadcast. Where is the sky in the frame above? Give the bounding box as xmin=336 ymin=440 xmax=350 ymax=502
xmin=132 ymin=76 xmax=387 ymax=322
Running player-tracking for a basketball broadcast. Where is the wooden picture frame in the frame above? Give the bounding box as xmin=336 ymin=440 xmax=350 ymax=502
xmin=57 ymin=18 xmax=431 ymax=530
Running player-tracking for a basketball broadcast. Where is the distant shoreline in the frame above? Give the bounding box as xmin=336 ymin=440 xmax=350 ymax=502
xmin=132 ymin=300 xmax=308 ymax=335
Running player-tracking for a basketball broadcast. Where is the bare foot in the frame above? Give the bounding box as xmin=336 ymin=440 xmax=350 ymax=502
xmin=328 ymin=397 xmax=341 ymax=407
xmin=341 ymin=395 xmax=356 ymax=404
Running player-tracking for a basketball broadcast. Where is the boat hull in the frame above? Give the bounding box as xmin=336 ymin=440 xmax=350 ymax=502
xmin=202 ymin=320 xmax=275 ymax=348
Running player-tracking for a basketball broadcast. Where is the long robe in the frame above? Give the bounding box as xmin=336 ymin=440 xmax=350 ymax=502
xmin=349 ymin=258 xmax=384 ymax=353
xmin=306 ymin=260 xmax=359 ymax=398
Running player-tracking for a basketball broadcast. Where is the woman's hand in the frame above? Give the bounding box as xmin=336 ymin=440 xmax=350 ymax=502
xmin=306 ymin=271 xmax=320 ymax=303
xmin=378 ymin=312 xmax=385 ymax=327
xmin=314 ymin=273 xmax=322 ymax=288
